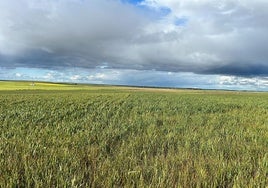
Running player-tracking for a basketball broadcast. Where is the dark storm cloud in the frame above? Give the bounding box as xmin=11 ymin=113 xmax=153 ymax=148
xmin=203 ymin=63 xmax=268 ymax=76
xmin=0 ymin=0 xmax=268 ymax=77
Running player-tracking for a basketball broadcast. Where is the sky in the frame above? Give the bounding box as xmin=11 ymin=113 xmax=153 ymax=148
xmin=0 ymin=0 xmax=268 ymax=90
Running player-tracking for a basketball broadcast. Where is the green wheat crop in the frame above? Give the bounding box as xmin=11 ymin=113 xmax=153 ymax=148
xmin=0 ymin=81 xmax=267 ymax=187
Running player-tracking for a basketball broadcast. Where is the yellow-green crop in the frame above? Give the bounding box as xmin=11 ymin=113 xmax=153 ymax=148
xmin=0 ymin=81 xmax=267 ymax=187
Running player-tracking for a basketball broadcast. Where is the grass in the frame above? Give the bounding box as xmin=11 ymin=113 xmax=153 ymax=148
xmin=0 ymin=81 xmax=110 ymax=90
xmin=0 ymin=81 xmax=267 ymax=187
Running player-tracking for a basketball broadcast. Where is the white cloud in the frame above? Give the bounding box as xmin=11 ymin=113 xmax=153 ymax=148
xmin=15 ymin=73 xmax=22 ymax=77
xmin=43 ymin=72 xmax=54 ymax=80
xmin=218 ymin=75 xmax=268 ymax=89
xmin=139 ymin=0 xmax=268 ymax=74
xmin=70 ymin=75 xmax=81 ymax=81
xmin=87 ymin=71 xmax=120 ymax=83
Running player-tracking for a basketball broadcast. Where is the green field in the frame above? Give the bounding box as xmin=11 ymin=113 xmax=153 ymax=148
xmin=0 ymin=81 xmax=267 ymax=187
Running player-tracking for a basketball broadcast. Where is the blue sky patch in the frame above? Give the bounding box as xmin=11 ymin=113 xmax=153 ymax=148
xmin=157 ymin=7 xmax=172 ymax=17
xmin=122 ymin=0 xmax=144 ymax=5
xmin=174 ymin=17 xmax=188 ymax=26
xmin=121 ymin=0 xmax=171 ymax=19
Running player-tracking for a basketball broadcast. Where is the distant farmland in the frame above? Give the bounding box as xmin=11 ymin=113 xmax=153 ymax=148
xmin=0 ymin=81 xmax=267 ymax=187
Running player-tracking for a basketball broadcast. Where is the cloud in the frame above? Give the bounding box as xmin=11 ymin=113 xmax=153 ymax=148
xmin=2 ymin=67 xmax=268 ymax=90
xmin=0 ymin=0 xmax=268 ymax=78
xmin=140 ymin=0 xmax=268 ymax=75
xmin=218 ymin=75 xmax=268 ymax=90
xmin=0 ymin=0 xmax=149 ymax=67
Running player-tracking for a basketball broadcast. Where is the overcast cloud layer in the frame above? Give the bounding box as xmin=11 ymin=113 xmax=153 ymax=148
xmin=0 ymin=0 xmax=268 ymax=89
